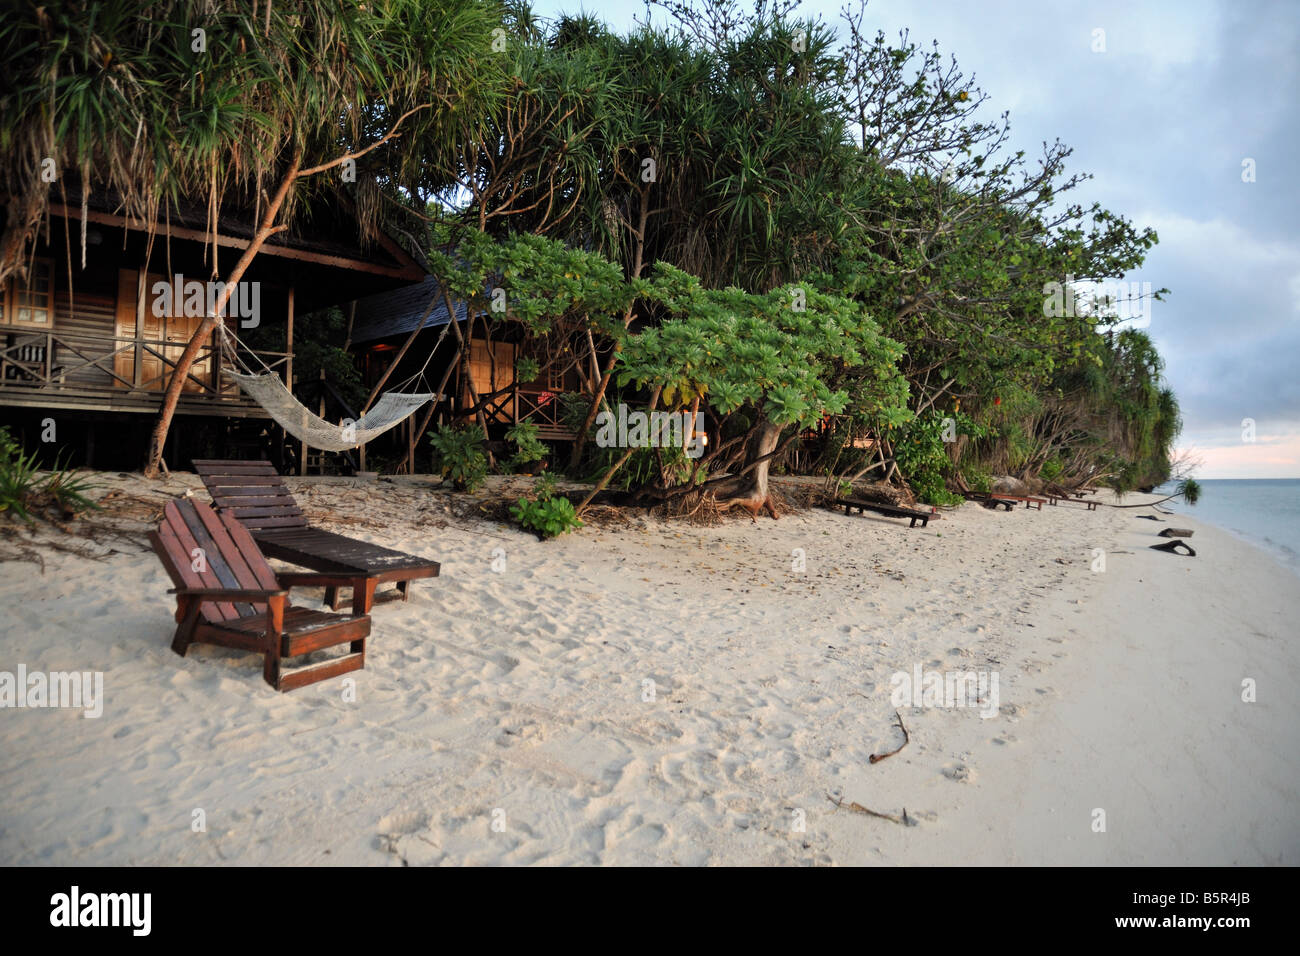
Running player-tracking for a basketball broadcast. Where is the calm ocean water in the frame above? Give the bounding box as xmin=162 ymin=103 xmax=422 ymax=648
xmin=1154 ymin=478 xmax=1300 ymax=577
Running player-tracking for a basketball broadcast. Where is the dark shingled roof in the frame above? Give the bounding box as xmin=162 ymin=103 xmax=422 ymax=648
xmin=350 ymin=276 xmax=466 ymax=344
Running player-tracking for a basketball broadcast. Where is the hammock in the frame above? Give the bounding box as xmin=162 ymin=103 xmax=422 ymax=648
xmin=225 ymin=369 xmax=434 ymax=452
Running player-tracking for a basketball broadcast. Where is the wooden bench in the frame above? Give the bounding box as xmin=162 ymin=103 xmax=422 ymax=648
xmin=194 ymin=459 xmax=440 ymax=613
xmin=835 ymin=497 xmax=932 ymax=528
xmin=149 ymin=498 xmax=372 ymax=692
xmin=966 ymin=492 xmax=1046 ymax=511
xmin=1046 ymin=495 xmax=1098 ymax=511
xmin=962 ymin=491 xmax=1017 ymax=511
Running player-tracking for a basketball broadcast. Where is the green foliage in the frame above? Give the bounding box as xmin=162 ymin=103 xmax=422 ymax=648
xmin=963 ymin=464 xmax=992 ymax=494
xmin=505 ymin=421 xmax=547 ymax=472
xmin=428 ymin=424 xmax=487 ymax=492
xmin=619 ymin=264 xmax=908 ymax=429
xmin=515 ymin=357 xmax=541 ymax=385
xmin=0 ymin=427 xmax=41 ymax=521
xmin=891 ymin=413 xmax=963 ymax=505
xmin=1039 ymin=458 xmax=1063 ymax=483
xmin=1179 ymin=478 xmax=1201 ymax=506
xmin=0 ymin=427 xmax=99 ymax=521
xmin=1 ymin=0 xmax=509 ymax=283
xmin=510 ymin=474 xmax=583 ymax=539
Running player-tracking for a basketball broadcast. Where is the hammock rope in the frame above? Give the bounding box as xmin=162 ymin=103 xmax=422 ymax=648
xmin=215 ymin=321 xmax=437 ymax=452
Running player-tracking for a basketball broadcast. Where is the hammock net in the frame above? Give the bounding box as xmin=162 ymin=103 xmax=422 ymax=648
xmin=226 ymin=369 xmax=434 ymax=452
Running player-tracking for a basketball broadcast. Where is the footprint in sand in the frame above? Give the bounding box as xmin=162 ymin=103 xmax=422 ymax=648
xmin=942 ymin=762 xmax=974 ymax=783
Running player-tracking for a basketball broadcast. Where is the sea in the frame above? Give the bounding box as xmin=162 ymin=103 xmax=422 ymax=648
xmin=1154 ymin=478 xmax=1300 ymax=578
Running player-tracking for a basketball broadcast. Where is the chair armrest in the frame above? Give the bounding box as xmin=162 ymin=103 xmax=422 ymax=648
xmin=169 ymin=587 xmax=288 ymax=600
xmin=275 ymin=573 xmax=370 ymax=589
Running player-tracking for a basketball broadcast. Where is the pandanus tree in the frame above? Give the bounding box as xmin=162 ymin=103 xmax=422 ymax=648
xmin=0 ymin=0 xmax=506 ymax=476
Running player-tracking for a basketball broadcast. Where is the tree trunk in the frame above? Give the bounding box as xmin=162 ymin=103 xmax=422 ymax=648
xmin=711 ymin=420 xmax=782 ymax=520
xmin=140 ymin=106 xmax=427 ymax=478
xmin=142 ymin=155 xmax=300 ymax=478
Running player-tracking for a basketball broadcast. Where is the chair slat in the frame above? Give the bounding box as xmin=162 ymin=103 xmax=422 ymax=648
xmin=176 ymin=502 xmax=257 ymax=618
xmin=217 ymin=509 xmax=282 ymax=592
xmin=193 ymin=499 xmax=276 ymax=596
xmin=162 ymin=501 xmax=239 ymax=620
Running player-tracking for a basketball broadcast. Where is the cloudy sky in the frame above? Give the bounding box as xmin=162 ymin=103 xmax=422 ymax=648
xmin=534 ymin=0 xmax=1300 ymax=478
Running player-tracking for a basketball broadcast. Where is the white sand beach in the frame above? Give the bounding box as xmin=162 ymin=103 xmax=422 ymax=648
xmin=1 ymin=475 xmax=1296 ymax=865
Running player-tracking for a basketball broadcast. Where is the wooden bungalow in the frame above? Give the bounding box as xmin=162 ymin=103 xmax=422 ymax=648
xmin=346 ymin=275 xmax=584 ymax=472
xmin=0 ymin=191 xmax=425 ymax=471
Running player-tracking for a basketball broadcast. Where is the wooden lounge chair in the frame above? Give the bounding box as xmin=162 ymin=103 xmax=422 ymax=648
xmin=149 ymin=498 xmax=372 ymax=692
xmin=964 ymin=492 xmax=1046 ymax=511
xmin=835 ymin=496 xmax=932 ymax=528
xmin=962 ymin=491 xmax=1016 ymax=511
xmin=193 ymin=459 xmax=440 ymax=613
xmin=1046 ymin=494 xmax=1098 ymax=511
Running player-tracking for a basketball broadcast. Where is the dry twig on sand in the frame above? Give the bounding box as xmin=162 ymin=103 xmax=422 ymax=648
xmin=868 ymin=709 xmax=910 ymax=764
xmin=826 ymin=793 xmax=912 ymax=826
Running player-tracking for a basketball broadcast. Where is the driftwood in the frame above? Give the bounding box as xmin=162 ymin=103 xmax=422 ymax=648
xmin=1150 ymin=539 xmax=1196 ymax=557
xmin=826 ymin=793 xmax=913 ymax=826
xmin=1158 ymin=528 xmax=1194 ymax=538
xmin=869 ymin=710 xmax=910 ymax=764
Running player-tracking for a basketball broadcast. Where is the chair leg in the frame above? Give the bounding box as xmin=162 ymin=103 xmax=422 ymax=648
xmin=171 ymin=598 xmax=200 ymax=657
xmin=352 ymin=578 xmax=378 ymax=616
xmin=263 ymin=595 xmax=286 ymax=690
xmin=324 ymin=585 xmax=340 ymax=611
xmin=397 ymin=580 xmax=411 ymax=603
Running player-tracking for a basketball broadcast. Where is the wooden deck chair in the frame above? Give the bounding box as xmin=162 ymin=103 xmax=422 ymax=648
xmin=835 ymin=497 xmax=933 ymax=528
xmin=193 ymin=459 xmax=440 ymax=613
xmin=149 ymin=498 xmax=372 ymax=692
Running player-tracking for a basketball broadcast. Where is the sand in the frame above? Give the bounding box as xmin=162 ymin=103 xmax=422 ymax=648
xmin=0 ymin=474 xmax=1296 ymax=865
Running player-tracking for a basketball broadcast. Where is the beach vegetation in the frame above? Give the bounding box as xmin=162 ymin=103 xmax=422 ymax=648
xmin=511 ymin=473 xmax=583 ymax=538
xmin=429 ymin=424 xmax=488 ymax=492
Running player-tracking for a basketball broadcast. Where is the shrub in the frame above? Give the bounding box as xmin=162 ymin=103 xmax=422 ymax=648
xmin=428 ymin=424 xmax=488 ymax=492
xmin=0 ymin=427 xmax=99 ymax=521
xmin=505 ymin=421 xmax=547 ymax=472
xmin=893 ymin=413 xmax=963 ymax=505
xmin=962 ymin=464 xmax=992 ymax=494
xmin=510 ymin=473 xmax=583 ymax=539
xmin=0 ymin=427 xmax=41 ymax=521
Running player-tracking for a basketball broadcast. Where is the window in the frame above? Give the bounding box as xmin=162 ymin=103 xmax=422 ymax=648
xmin=3 ymin=259 xmax=54 ymax=328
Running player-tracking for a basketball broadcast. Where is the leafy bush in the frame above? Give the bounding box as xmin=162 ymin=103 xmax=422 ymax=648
xmin=41 ymin=450 xmax=99 ymax=516
xmin=892 ymin=413 xmax=963 ymax=505
xmin=428 ymin=424 xmax=488 ymax=492
xmin=0 ymin=427 xmax=41 ymax=521
xmin=0 ymin=427 xmax=99 ymax=521
xmin=1039 ymin=457 xmax=1063 ymax=483
xmin=962 ymin=464 xmax=991 ymax=494
xmin=510 ymin=474 xmax=582 ymax=539
xmin=505 ymin=421 xmax=547 ymax=472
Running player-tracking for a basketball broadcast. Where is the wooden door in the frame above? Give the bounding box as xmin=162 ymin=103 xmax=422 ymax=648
xmin=113 ymin=271 xmax=211 ymax=392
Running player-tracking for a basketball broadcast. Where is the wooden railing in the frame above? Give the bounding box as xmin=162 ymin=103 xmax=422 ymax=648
xmin=475 ymin=384 xmax=571 ymax=438
xmin=0 ymin=328 xmax=288 ymax=402
xmin=515 ymin=386 xmax=571 ymax=438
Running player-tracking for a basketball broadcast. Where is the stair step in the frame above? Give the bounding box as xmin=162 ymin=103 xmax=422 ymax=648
xmin=275 ymin=650 xmax=364 ymax=692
